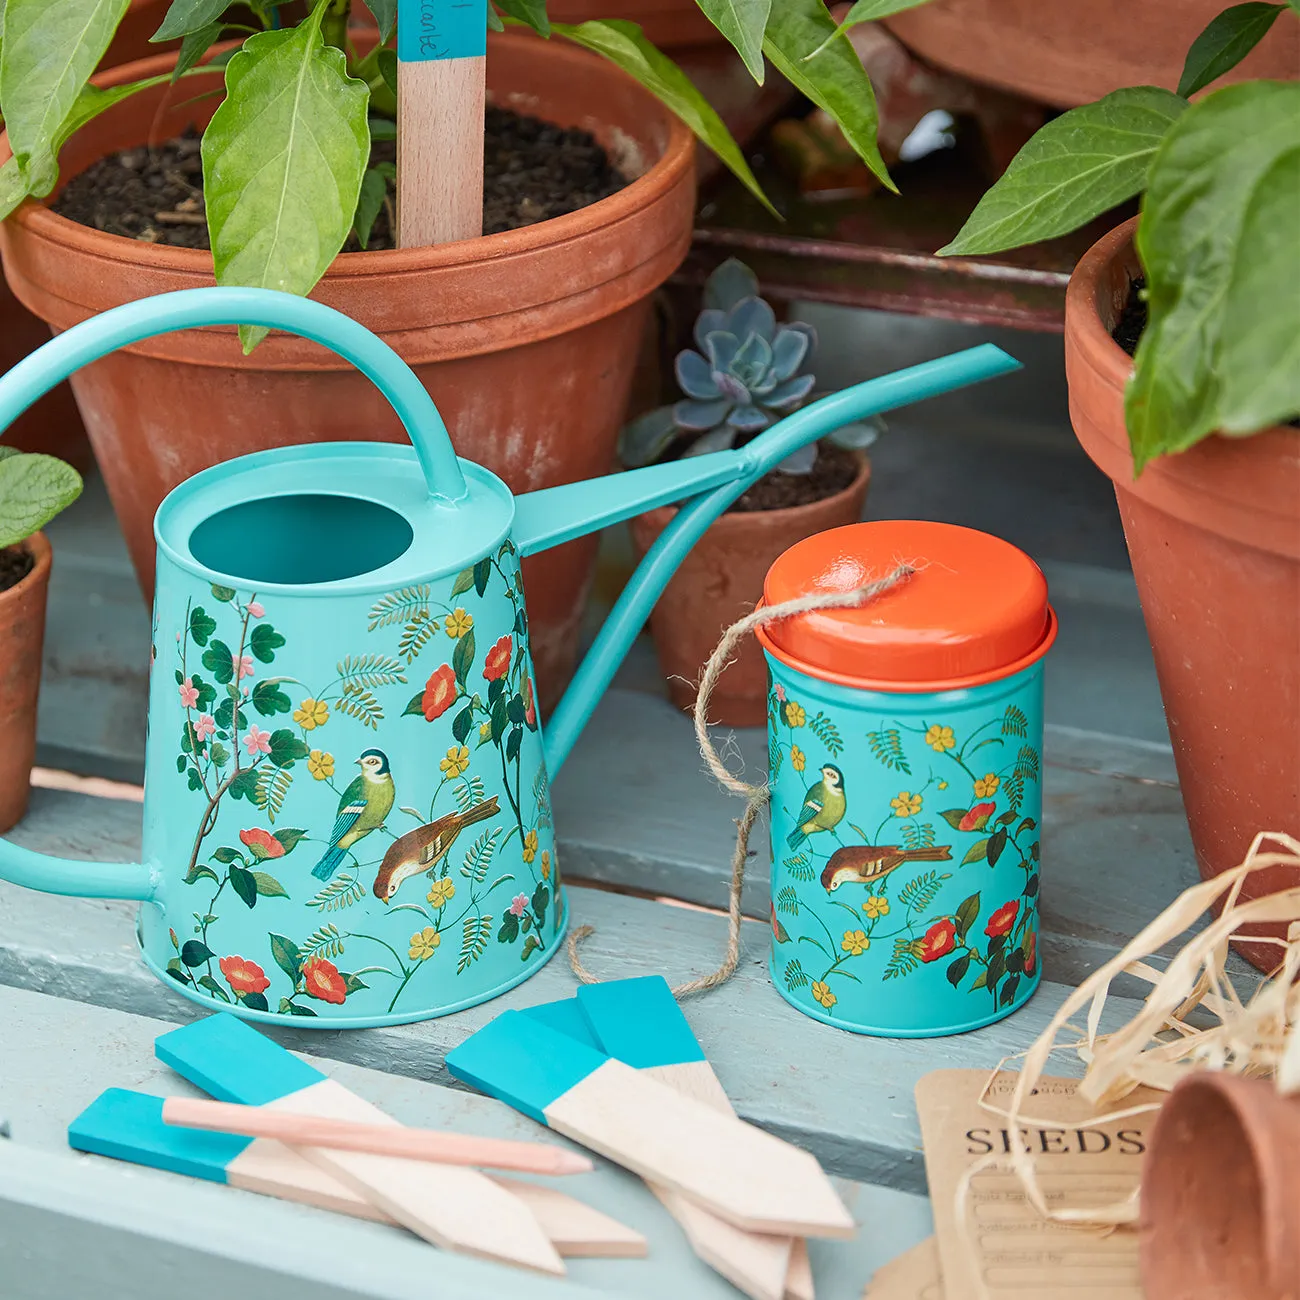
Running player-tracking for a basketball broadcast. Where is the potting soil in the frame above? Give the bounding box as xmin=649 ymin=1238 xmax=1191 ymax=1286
xmin=730 ymin=444 xmax=861 ymax=513
xmin=0 ymin=546 xmax=35 ymax=594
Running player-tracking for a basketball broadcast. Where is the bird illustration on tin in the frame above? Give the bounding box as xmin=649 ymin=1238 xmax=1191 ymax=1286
xmin=786 ymin=764 xmax=847 ymax=849
xmin=311 ymin=748 xmax=396 ymax=881
xmin=820 ymin=843 xmax=953 ymax=892
xmin=372 ymin=797 xmax=501 ymax=902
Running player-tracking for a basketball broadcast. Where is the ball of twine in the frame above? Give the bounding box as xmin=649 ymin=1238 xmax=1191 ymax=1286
xmin=567 ymin=563 xmax=914 ymax=996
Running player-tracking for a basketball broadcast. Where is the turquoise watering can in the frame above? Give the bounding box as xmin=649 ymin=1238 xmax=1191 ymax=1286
xmin=0 ymin=288 xmax=1018 ymax=1026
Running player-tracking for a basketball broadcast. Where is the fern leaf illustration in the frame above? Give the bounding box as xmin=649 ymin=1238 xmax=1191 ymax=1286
xmin=337 ymin=654 xmax=407 ymax=690
xmin=367 ymin=586 xmax=432 ymax=631
xmin=865 ymin=728 xmax=911 ymax=774
xmin=460 ymin=827 xmax=502 ymax=884
xmin=883 ymin=936 xmax=922 ymax=981
xmin=335 ymin=688 xmax=383 ymax=730
xmin=898 ymin=869 xmax=950 ymax=913
xmin=777 ymin=885 xmax=800 ymax=916
xmin=1004 ymin=773 xmax=1025 ymax=812
xmin=1013 ymin=744 xmax=1040 ymax=783
xmin=254 ymin=766 xmax=292 ymax=823
xmin=302 ymin=924 xmax=345 ymax=960
xmin=808 ymin=712 xmax=844 ymax=757
xmin=783 ymin=958 xmax=809 ymax=991
xmin=783 ymin=852 xmax=814 ymax=882
xmin=307 ymin=873 xmax=365 ymax=912
xmin=458 ymin=915 xmax=492 ymax=973
xmin=1001 ymin=704 xmax=1028 ymax=738
xmin=902 ymin=820 xmax=936 ymax=851
xmin=454 ymin=775 xmax=487 ymax=814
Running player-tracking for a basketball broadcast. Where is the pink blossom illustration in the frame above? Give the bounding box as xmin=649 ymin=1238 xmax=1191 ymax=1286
xmin=193 ymin=714 xmax=216 ymax=742
xmin=509 ymin=893 xmax=528 ymax=917
xmin=232 ymin=652 xmax=255 ymax=680
xmin=243 ymin=726 xmax=272 ymax=757
xmin=178 ymin=678 xmax=199 ymax=708
xmin=246 ymin=601 xmax=265 ymax=619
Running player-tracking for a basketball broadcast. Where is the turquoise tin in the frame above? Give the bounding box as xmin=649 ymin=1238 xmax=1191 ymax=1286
xmin=758 ymin=521 xmax=1057 ymax=1036
xmin=0 ymin=288 xmax=1020 ymax=1028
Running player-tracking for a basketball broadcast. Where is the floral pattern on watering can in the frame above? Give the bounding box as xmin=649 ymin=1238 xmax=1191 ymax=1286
xmin=145 ymin=540 xmax=562 ymax=1025
xmin=765 ymin=667 xmax=1044 ymax=1037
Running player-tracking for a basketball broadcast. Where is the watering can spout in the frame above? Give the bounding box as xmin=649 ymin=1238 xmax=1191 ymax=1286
xmin=523 ymin=342 xmax=1024 ymax=779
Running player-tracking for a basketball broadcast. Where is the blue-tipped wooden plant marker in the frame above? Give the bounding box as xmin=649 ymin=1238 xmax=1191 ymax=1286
xmin=397 ymin=0 xmax=488 ymax=246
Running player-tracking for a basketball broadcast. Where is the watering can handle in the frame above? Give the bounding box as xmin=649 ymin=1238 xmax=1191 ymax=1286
xmin=0 ymin=288 xmax=467 ymax=504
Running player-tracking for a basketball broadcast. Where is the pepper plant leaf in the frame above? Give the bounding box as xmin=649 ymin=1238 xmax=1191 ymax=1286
xmin=152 ymin=0 xmax=229 ymax=41
xmin=1176 ymin=2 xmax=1286 ymax=98
xmin=939 ymin=87 xmax=1186 ymax=256
xmin=172 ymin=20 xmax=225 ymax=81
xmin=550 ymin=18 xmax=776 ymax=216
xmin=494 ymin=0 xmax=550 ymax=37
xmin=365 ymin=0 xmax=398 ymax=43
xmin=694 ymin=0 xmax=771 ymax=82
xmin=763 ymin=0 xmax=893 ymax=191
xmin=202 ymin=4 xmax=370 ymax=352
xmin=0 ymin=453 xmax=84 ymax=549
xmin=0 ymin=0 xmax=129 ymax=193
xmin=811 ymin=0 xmax=932 ymax=56
xmin=1127 ymin=81 xmax=1300 ymax=469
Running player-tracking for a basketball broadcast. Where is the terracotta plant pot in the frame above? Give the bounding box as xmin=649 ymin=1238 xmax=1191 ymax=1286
xmin=1065 ymin=217 xmax=1300 ymax=972
xmin=544 ymin=0 xmax=725 ymax=48
xmin=0 ymin=533 xmax=52 ymax=833
xmin=0 ymin=34 xmax=695 ymax=708
xmin=629 ymin=454 xmax=871 ymax=726
xmin=885 ymin=0 xmax=1300 ymax=109
xmin=1140 ymin=1073 xmax=1300 ymax=1300
xmin=0 ymin=0 xmax=172 ymax=472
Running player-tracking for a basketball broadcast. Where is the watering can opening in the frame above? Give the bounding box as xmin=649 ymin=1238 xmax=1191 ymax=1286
xmin=188 ymin=494 xmax=416 ymax=586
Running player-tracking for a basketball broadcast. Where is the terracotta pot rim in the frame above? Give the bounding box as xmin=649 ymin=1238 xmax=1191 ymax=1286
xmin=637 ymin=450 xmax=872 ymax=529
xmin=3 ymin=32 xmax=694 ymax=278
xmin=0 ymin=530 xmax=51 ymax=613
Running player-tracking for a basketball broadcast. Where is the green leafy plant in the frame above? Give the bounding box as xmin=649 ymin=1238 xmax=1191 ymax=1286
xmin=939 ymin=1 xmax=1299 ymax=471
xmin=0 ymin=0 xmax=927 ymax=352
xmin=620 ymin=257 xmax=881 ymax=474
xmin=0 ymin=446 xmax=83 ymax=550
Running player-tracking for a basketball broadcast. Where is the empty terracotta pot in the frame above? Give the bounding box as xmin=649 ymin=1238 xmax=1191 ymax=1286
xmin=628 ymin=454 xmax=870 ymax=726
xmin=1141 ymin=1073 xmax=1300 ymax=1300
xmin=885 ymin=0 xmax=1300 ymax=109
xmin=0 ymin=33 xmax=695 ymax=709
xmin=0 ymin=533 xmax=52 ymax=834
xmin=1065 ymin=219 xmax=1300 ymax=972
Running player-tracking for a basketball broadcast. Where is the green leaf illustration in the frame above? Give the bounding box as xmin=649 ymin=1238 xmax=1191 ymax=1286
xmin=229 ymin=864 xmax=258 ymax=909
xmin=251 ymin=681 xmax=292 ymax=716
xmin=269 ymin=933 xmax=302 ymax=981
xmin=251 ymin=871 xmax=288 ymax=899
xmin=961 ymin=838 xmax=990 ymax=866
xmin=939 ymin=808 xmax=969 ymax=830
xmin=450 ymin=566 xmax=476 ymax=598
xmin=272 ymin=827 xmax=307 ymax=854
xmin=452 ymin=704 xmax=474 ymax=745
xmin=180 ymin=939 xmax=214 ymax=967
xmin=987 ymin=827 xmax=1008 ymax=867
xmin=242 ymin=991 xmax=269 ymax=1012
xmin=249 ymin=622 xmax=286 ymax=663
xmin=453 ymin=627 xmax=476 ymax=687
xmin=268 ymin=729 xmax=309 ymax=769
xmin=946 ymin=951 xmax=971 ymax=987
xmin=166 ymin=958 xmax=192 ymax=985
xmin=202 ymin=638 xmax=234 ymax=684
xmin=211 ymin=846 xmax=242 ymax=864
xmin=954 ymin=891 xmax=981 ymax=941
xmin=197 ymin=972 xmax=231 ymax=1002
xmin=498 ymin=912 xmax=520 ymax=944
xmin=188 ymin=606 xmax=217 ymax=646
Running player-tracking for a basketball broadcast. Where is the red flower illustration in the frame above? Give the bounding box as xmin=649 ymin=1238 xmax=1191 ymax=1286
xmin=1023 ymin=929 xmax=1038 ymax=976
xmin=239 ymin=827 xmax=284 ymax=860
xmin=958 ymin=801 xmax=997 ymax=832
xmin=483 ymin=636 xmax=513 ymax=683
xmin=985 ymin=900 xmax=1020 ymax=938
xmin=522 ymin=673 xmax=536 ymax=728
xmin=919 ymin=919 xmax=957 ymax=963
xmin=302 ymin=957 xmax=348 ymax=1005
xmin=219 ymin=955 xmax=270 ymax=996
xmin=421 ymin=664 xmax=457 ymax=721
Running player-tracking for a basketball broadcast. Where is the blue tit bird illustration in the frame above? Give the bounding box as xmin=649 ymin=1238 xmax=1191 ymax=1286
xmin=786 ymin=764 xmax=847 ymax=849
xmin=311 ymin=749 xmax=395 ymax=881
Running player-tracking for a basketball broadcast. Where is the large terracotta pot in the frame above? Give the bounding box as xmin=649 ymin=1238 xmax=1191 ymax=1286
xmin=545 ymin=0 xmax=724 ymax=48
xmin=629 ymin=454 xmax=870 ymax=726
xmin=1140 ymin=1073 xmax=1300 ymax=1300
xmin=0 ymin=35 xmax=695 ymax=709
xmin=0 ymin=0 xmax=172 ymax=470
xmin=885 ymin=0 xmax=1300 ymax=109
xmin=1065 ymin=218 xmax=1300 ymax=972
xmin=0 ymin=533 xmax=52 ymax=833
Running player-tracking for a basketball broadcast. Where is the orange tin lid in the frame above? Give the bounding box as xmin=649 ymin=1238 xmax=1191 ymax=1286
xmin=757 ymin=521 xmax=1056 ymax=691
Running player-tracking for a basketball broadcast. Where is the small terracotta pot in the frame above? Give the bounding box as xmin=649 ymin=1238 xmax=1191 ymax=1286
xmin=0 ymin=0 xmax=172 ymax=473
xmin=1064 ymin=218 xmax=1300 ymax=972
xmin=544 ymin=0 xmax=725 ymax=48
xmin=885 ymin=0 xmax=1300 ymax=109
xmin=0 ymin=34 xmax=695 ymax=709
xmin=628 ymin=454 xmax=871 ymax=726
xmin=1140 ymin=1073 xmax=1300 ymax=1300
xmin=0 ymin=533 xmax=51 ymax=834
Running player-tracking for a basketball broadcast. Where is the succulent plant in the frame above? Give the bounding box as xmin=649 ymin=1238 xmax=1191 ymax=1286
xmin=620 ymin=258 xmax=881 ymax=474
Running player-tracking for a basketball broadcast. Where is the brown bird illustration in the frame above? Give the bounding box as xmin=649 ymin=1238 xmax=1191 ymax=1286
xmin=820 ymin=843 xmax=952 ymax=892
xmin=372 ymin=797 xmax=500 ymax=902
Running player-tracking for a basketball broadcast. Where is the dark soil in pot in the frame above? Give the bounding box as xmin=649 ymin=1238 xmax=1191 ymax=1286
xmin=0 ymin=547 xmax=35 ymax=594
xmin=53 ymin=107 xmax=628 ymax=250
xmin=730 ymin=444 xmax=860 ymax=512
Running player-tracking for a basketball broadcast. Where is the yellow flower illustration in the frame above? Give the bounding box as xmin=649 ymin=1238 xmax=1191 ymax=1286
xmin=479 ymin=722 xmax=492 ymax=742
xmin=811 ymin=981 xmax=836 ymax=1009
xmin=426 ymin=878 xmax=456 ymax=908
xmin=841 ymin=929 xmax=870 ymax=956
xmin=890 ymin=790 xmax=923 ymax=817
xmin=862 ymin=895 xmax=890 ymax=920
xmin=408 ymin=927 xmax=441 ymax=961
xmin=439 ymin=746 xmax=470 ymax=778
xmin=444 ymin=608 xmax=473 ymax=638
xmin=307 ymin=749 xmax=334 ymax=781
xmin=791 ymin=745 xmax=806 ymax=772
xmin=294 ymin=697 xmax=329 ymax=730
xmin=938 ymin=780 xmax=948 ymax=790
xmin=541 ymin=850 xmax=551 ymax=881
xmin=925 ymin=724 xmax=956 ymax=752
xmin=785 ymin=702 xmax=806 ymax=728
xmin=522 ymin=829 xmax=539 ymax=864
xmin=974 ymin=773 xmax=1001 ymax=798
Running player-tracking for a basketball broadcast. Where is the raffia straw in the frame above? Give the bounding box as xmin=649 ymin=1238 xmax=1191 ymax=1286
xmin=568 ymin=564 xmax=915 ymax=996
xmin=953 ymin=831 xmax=1300 ymax=1299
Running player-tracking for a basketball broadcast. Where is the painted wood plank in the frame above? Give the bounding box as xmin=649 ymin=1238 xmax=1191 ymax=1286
xmin=0 ymin=858 xmax=1150 ymax=1194
xmin=1 ymin=986 xmax=933 ymax=1299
